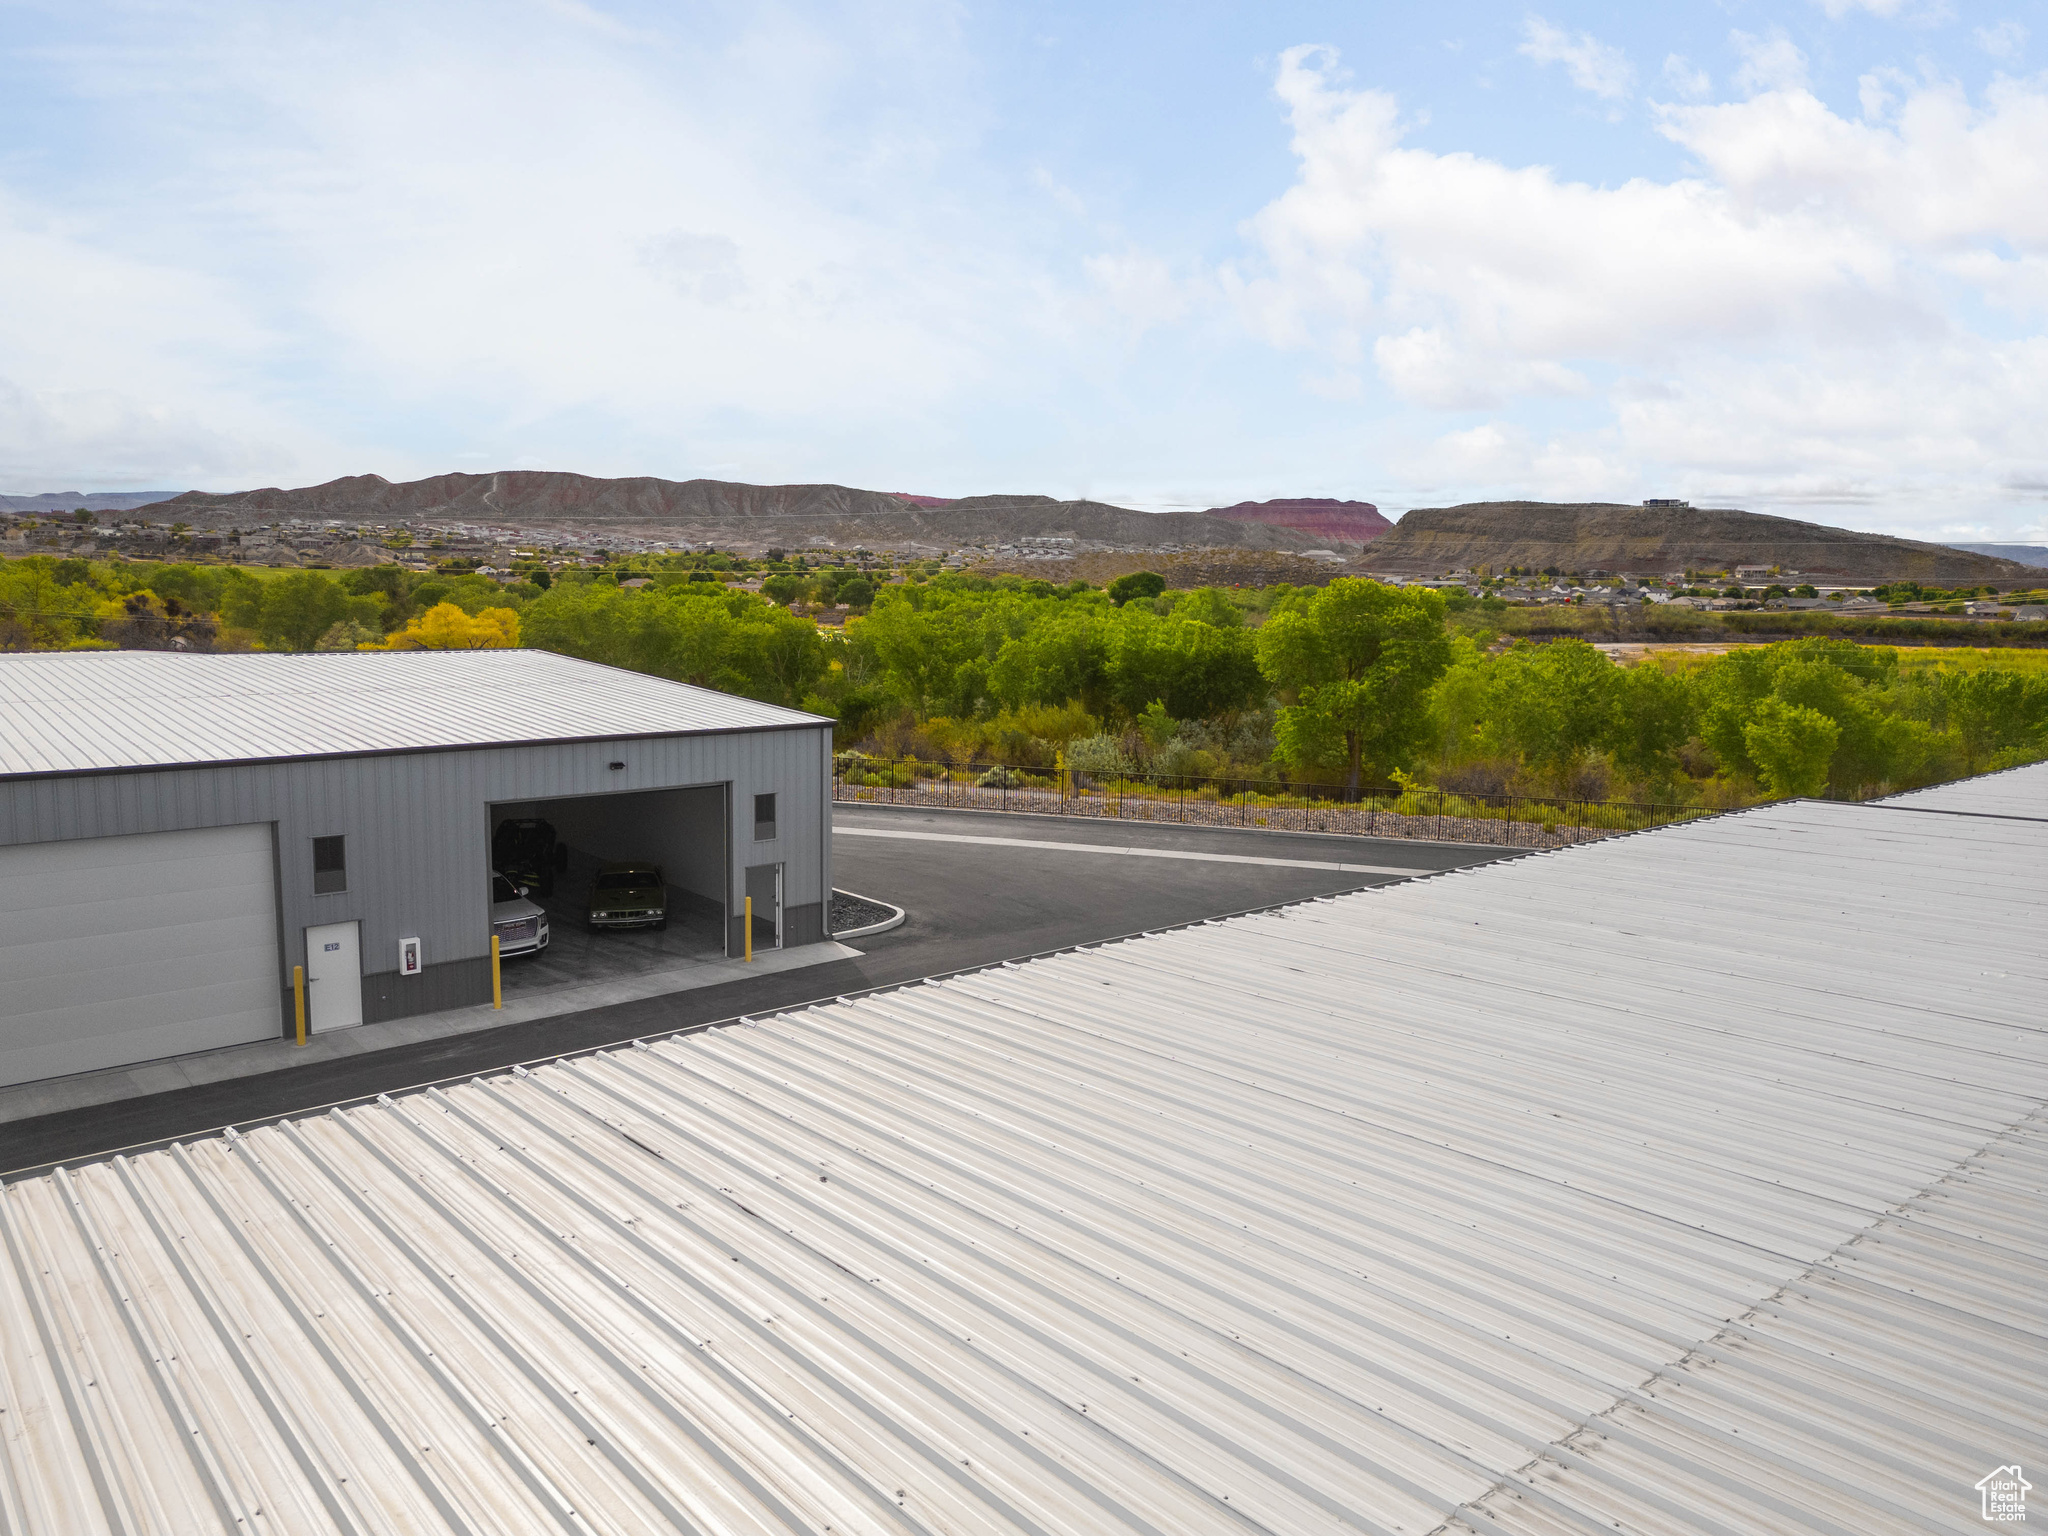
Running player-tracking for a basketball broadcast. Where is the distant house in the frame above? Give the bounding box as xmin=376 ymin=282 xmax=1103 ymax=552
xmin=2015 ymin=604 xmax=2046 ymax=621
xmin=1643 ymin=498 xmax=1690 ymax=509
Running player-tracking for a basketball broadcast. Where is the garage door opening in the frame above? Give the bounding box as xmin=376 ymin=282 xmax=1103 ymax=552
xmin=487 ymin=785 xmax=728 ymax=999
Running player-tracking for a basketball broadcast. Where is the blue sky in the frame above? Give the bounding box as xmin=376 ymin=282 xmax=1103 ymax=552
xmin=1 ymin=0 xmax=2044 ymax=541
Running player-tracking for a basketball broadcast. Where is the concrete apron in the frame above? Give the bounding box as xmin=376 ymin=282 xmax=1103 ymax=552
xmin=0 ymin=939 xmax=864 ymax=1129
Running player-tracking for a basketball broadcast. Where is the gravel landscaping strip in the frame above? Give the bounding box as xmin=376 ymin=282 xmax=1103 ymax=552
xmin=835 ymin=780 xmax=1656 ymax=847
xmin=829 ymin=890 xmax=899 ymax=933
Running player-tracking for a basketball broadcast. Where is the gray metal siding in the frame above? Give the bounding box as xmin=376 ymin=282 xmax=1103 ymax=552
xmin=0 ymin=723 xmax=834 ymax=1029
xmin=360 ymin=957 xmax=494 ymax=1026
xmin=782 ymin=900 xmax=825 ymax=948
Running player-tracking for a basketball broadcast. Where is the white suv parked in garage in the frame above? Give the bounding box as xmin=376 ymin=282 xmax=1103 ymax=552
xmin=490 ymin=871 xmax=550 ymax=956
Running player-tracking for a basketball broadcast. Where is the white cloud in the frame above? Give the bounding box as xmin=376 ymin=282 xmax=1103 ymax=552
xmin=1229 ymin=44 xmax=2048 ymax=521
xmin=1662 ymin=55 xmax=1712 ymax=100
xmin=0 ymin=1 xmax=1068 ymax=489
xmin=1080 ymin=250 xmax=1198 ymax=335
xmin=0 ymin=192 xmax=334 ymax=488
xmin=1974 ymin=20 xmax=2028 ymax=60
xmin=1656 ymin=78 xmax=2048 ymax=249
xmin=1518 ymin=17 xmax=1635 ymax=100
xmin=1858 ymin=65 xmax=1914 ymax=120
xmin=1812 ymin=0 xmax=1905 ymax=15
xmin=1731 ymin=30 xmax=1810 ymax=95
xmin=639 ymin=231 xmax=747 ymax=305
xmin=1374 ymin=328 xmax=1588 ymax=410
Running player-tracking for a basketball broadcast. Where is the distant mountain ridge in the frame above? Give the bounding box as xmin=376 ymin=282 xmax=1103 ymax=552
xmin=1201 ymin=498 xmax=1391 ymax=545
xmin=137 ymin=472 xmax=1335 ymax=553
xmin=1366 ymin=502 xmax=2037 ymax=583
xmin=0 ymin=491 xmax=182 ymax=514
xmin=1947 ymin=542 xmax=2048 ymax=569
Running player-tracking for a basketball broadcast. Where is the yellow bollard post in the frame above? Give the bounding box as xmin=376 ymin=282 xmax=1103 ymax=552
xmin=293 ymin=964 xmax=307 ymax=1047
xmin=745 ymin=897 xmax=754 ymax=961
xmin=491 ymin=934 xmax=502 ymax=1008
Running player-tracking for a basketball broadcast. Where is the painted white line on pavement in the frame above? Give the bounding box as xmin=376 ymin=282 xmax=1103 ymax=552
xmin=833 ymin=824 xmax=1433 ymax=877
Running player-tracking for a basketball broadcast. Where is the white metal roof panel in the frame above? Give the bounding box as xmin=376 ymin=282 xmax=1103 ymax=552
xmin=0 ymin=796 xmax=2041 ymax=1534
xmin=0 ymin=650 xmax=825 ymax=777
xmin=1878 ymin=759 xmax=2047 ymax=820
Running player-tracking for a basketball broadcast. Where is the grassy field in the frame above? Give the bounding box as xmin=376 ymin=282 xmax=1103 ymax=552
xmin=1594 ymin=640 xmax=2048 ymax=671
xmin=1895 ymin=646 xmax=2048 ymax=676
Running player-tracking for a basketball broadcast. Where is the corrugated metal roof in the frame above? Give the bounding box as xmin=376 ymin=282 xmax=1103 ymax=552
xmin=0 ymin=795 xmax=2041 ymax=1534
xmin=1879 ymin=760 xmax=2046 ymax=820
xmin=0 ymin=650 xmax=825 ymax=777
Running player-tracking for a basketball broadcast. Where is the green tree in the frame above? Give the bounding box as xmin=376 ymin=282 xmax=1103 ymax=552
xmin=218 ymin=570 xmax=266 ymax=632
xmin=1423 ymin=657 xmax=1491 ymax=768
xmin=761 ymin=573 xmax=805 ymax=606
xmin=0 ymin=556 xmax=97 ymax=646
xmin=1107 ymin=571 xmax=1166 ymax=607
xmin=1609 ymin=661 xmax=1698 ymax=796
xmin=1170 ymin=586 xmax=1242 ymax=628
xmin=1104 ymin=611 xmax=1265 ymax=722
xmin=520 ymin=582 xmax=828 ymax=709
xmin=315 ymin=619 xmax=380 ymax=650
xmin=1698 ymin=646 xmax=1782 ymax=778
xmin=722 ymin=605 xmax=831 ymax=706
xmin=1942 ymin=668 xmax=2048 ymax=771
xmin=1481 ymin=639 xmax=1621 ymax=784
xmin=1744 ymin=698 xmax=1839 ymax=798
xmin=1256 ymin=579 xmax=1453 ymax=792
xmin=259 ymin=572 xmax=350 ymax=651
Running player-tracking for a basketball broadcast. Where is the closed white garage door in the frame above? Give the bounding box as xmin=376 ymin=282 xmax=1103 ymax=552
xmin=0 ymin=824 xmax=282 ymax=1088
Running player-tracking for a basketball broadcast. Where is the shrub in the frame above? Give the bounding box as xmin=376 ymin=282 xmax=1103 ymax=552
xmin=1064 ymin=733 xmax=1133 ymax=779
xmin=1107 ymin=571 xmax=1166 ymax=606
xmin=1152 ymin=738 xmax=1221 ymax=781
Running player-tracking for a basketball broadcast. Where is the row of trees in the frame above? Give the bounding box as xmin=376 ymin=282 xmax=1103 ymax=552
xmin=833 ymin=578 xmax=2046 ymax=801
xmin=0 ymin=557 xmax=524 ymax=652
xmin=5 ymin=554 xmax=2044 ymax=803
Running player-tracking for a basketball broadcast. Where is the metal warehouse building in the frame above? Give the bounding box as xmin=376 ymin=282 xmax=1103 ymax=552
xmin=0 ymin=765 xmax=2038 ymax=1534
xmin=0 ymin=650 xmax=833 ymax=1088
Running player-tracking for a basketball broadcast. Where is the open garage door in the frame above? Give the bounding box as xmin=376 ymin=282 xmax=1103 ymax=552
xmin=0 ymin=824 xmax=283 ymax=1088
xmin=489 ymin=785 xmax=731 ymax=992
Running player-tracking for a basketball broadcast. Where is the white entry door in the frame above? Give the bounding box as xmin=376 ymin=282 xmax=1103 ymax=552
xmin=305 ymin=920 xmax=363 ymax=1032
xmin=744 ymin=863 xmax=782 ymax=951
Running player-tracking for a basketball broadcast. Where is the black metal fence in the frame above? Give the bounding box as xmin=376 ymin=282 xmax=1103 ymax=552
xmin=833 ymin=756 xmax=1713 ymax=848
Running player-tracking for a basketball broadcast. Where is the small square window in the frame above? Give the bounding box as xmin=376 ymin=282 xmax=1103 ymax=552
xmin=753 ymin=793 xmax=777 ymax=840
xmin=312 ymin=835 xmax=347 ymax=894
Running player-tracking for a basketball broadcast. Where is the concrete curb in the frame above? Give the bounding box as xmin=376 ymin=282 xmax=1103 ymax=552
xmin=830 ymin=887 xmax=907 ymax=940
